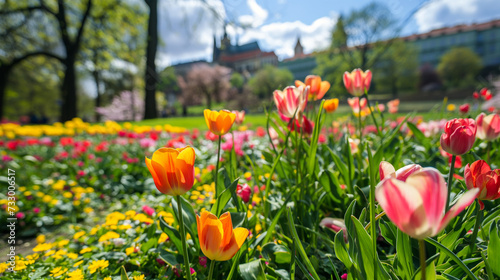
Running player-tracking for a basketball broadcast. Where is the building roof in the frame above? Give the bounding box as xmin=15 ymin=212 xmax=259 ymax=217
xmin=402 ymin=19 xmax=500 ymax=41
xmin=219 ymin=49 xmax=277 ymax=63
xmin=225 ymin=42 xmax=260 ymax=54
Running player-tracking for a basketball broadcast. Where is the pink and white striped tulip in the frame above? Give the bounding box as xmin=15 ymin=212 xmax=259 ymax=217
xmin=379 ymin=161 xmax=422 ymax=182
xmin=343 ymin=69 xmax=372 ymax=96
xmin=376 ymin=167 xmax=478 ymax=239
xmin=231 ymin=110 xmax=246 ymax=125
xmin=347 ymin=97 xmax=367 ymax=114
xmin=476 ymin=113 xmax=500 ymax=141
xmin=273 ymin=86 xmax=309 ymax=119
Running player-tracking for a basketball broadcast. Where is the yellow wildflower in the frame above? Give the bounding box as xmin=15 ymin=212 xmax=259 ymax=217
xmin=88 ymin=260 xmax=109 ymax=274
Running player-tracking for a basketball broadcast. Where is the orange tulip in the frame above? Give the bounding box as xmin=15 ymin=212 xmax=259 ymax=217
xmin=323 ymin=98 xmax=339 ymax=113
xmin=145 ymin=147 xmax=195 ymax=196
xmin=196 ymin=211 xmax=249 ymax=261
xmin=295 ymin=75 xmax=330 ymax=101
xmin=204 ymin=109 xmax=236 ymax=136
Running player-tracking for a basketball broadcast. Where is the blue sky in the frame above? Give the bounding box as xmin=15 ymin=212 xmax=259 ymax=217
xmin=155 ymin=0 xmax=500 ymax=68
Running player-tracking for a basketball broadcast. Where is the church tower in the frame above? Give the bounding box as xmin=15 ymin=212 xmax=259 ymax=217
xmin=294 ymin=37 xmax=304 ymax=57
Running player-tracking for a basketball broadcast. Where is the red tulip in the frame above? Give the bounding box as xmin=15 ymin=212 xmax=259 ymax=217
xmin=376 ymin=167 xmax=478 ymax=239
xmin=459 ymin=103 xmax=470 ymax=114
xmin=472 ymin=91 xmax=480 ymax=99
xmin=273 ymin=86 xmax=309 ymax=119
xmin=476 ymin=113 xmax=500 ymax=141
xmin=464 ymin=160 xmax=500 ymax=209
xmin=343 ymin=69 xmax=372 ymax=96
xmin=236 ymin=184 xmax=252 ymax=203
xmin=440 ymin=118 xmax=476 ymax=155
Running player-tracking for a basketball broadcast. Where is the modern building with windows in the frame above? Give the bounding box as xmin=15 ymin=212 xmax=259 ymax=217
xmin=278 ymin=19 xmax=500 ymax=80
xmin=401 ymin=19 xmax=500 ymax=71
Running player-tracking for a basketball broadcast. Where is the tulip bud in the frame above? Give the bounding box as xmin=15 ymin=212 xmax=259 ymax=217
xmin=440 ymin=118 xmax=476 ymax=155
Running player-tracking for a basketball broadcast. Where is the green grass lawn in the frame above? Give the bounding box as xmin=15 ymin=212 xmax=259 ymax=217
xmin=132 ymin=99 xmax=466 ymax=130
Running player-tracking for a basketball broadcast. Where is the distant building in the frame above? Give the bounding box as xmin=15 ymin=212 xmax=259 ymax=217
xmin=278 ymin=38 xmax=317 ymax=81
xmin=171 ymin=60 xmax=209 ymax=77
xmin=212 ymin=29 xmax=278 ymax=74
xmin=402 ymin=19 xmax=500 ymax=70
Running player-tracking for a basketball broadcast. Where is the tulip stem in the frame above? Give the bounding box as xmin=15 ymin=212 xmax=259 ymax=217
xmin=214 ymin=135 xmax=222 ymax=216
xmin=364 ymin=93 xmax=382 ymax=137
xmin=176 ymin=195 xmax=192 ymax=280
xmin=207 ymin=259 xmax=216 ymax=280
xmin=445 ymin=155 xmax=456 ymax=213
xmin=469 ymin=199 xmax=483 ymax=256
xmin=487 ymin=141 xmax=491 ymax=164
xmin=419 ymin=239 xmax=426 ymax=280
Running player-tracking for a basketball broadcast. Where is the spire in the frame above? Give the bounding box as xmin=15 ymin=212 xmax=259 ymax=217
xmin=294 ymin=37 xmax=304 ymax=57
xmin=212 ymin=34 xmax=219 ymax=62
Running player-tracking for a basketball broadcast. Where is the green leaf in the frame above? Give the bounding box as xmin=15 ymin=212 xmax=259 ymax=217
xmin=334 ymin=230 xmax=352 ymax=268
xmin=239 ymin=259 xmax=266 ymax=280
xmin=230 ymin=212 xmax=247 ymax=228
xmin=121 ymin=266 xmax=130 ymax=280
xmin=379 ymin=219 xmax=397 ymax=247
xmin=141 ymin=237 xmax=158 ymax=253
xmin=286 ymin=208 xmax=321 ymax=280
xmin=488 ymin=221 xmax=500 ymax=277
xmin=395 ymin=229 xmax=415 ymax=279
xmin=414 ymin=261 xmax=436 ymax=280
xmin=328 ymin=147 xmax=350 ymax=189
xmin=262 ymin=242 xmax=292 ymax=264
xmin=211 ymin=177 xmax=239 ymax=217
xmin=307 ymin=100 xmax=325 ymax=176
xmin=350 ymin=216 xmax=390 ymax=279
xmin=159 ymin=216 xmax=183 ymax=253
xmin=406 ymin=122 xmax=430 ymax=148
xmin=319 ymin=169 xmax=342 ymax=203
xmin=159 ymin=249 xmax=180 ymax=266
xmin=171 ymin=196 xmax=198 ymax=245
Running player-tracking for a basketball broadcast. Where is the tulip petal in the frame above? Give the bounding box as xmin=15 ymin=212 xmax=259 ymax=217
xmin=395 ymin=164 xmax=422 ymax=182
xmin=295 ymin=80 xmax=305 ymax=88
xmin=437 ymin=188 xmax=479 ymax=235
xmin=219 ymin=212 xmax=234 ymax=248
xmin=174 ymin=147 xmax=195 ymax=194
xmin=405 ymin=168 xmax=446 ymax=232
xmin=145 ymin=157 xmax=164 ymax=193
xmin=375 ymin=178 xmax=427 ymax=238
xmin=218 ymin=228 xmax=249 ymax=261
xmin=379 ymin=161 xmax=396 ymax=181
xmin=152 ymin=148 xmax=179 ymax=190
xmin=317 ymin=81 xmax=330 ymax=100
xmin=200 ymin=212 xmax=224 ymax=260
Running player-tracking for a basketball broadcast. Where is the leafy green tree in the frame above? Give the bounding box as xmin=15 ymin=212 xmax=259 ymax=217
xmin=80 ymin=0 xmax=147 ymax=121
xmin=372 ymin=39 xmax=419 ymax=96
xmin=247 ymin=65 xmax=293 ymax=99
xmin=437 ymin=47 xmax=482 ymax=88
xmin=0 ymin=1 xmax=61 ymax=120
xmin=230 ymin=72 xmax=245 ymax=93
xmin=158 ymin=66 xmax=180 ymax=94
xmin=1 ymin=0 xmax=94 ymax=121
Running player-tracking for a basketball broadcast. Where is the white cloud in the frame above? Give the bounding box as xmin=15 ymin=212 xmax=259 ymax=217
xmin=414 ymin=0 xmax=500 ymax=32
xmin=157 ymin=0 xmax=226 ymax=68
xmin=156 ymin=0 xmax=336 ymax=66
xmin=236 ymin=16 xmax=336 ymax=59
xmin=238 ymin=0 xmax=269 ymax=28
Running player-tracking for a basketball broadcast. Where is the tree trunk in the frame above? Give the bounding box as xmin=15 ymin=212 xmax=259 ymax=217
xmin=0 ymin=66 xmax=9 ymax=121
xmin=144 ymin=0 xmax=158 ymax=119
xmin=61 ymin=53 xmax=78 ymax=122
xmin=93 ymin=69 xmax=101 ymax=122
